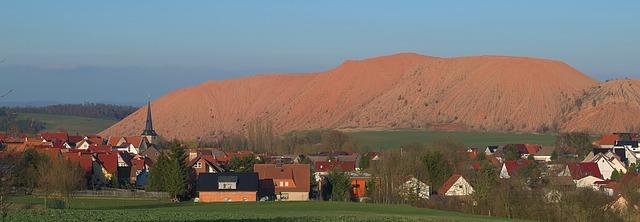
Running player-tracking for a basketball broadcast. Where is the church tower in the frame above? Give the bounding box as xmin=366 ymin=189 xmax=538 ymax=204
xmin=141 ymin=100 xmax=158 ymax=145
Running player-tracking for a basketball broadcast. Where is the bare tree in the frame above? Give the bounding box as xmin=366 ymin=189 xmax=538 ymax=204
xmin=0 ymin=155 xmax=14 ymax=222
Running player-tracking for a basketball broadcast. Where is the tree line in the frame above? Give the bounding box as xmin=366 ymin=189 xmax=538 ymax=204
xmin=2 ymin=103 xmax=137 ymax=120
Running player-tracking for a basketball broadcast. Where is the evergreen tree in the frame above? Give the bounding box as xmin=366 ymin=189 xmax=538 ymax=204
xmin=164 ymin=158 xmax=187 ymax=202
xmin=147 ymin=153 xmax=169 ymax=192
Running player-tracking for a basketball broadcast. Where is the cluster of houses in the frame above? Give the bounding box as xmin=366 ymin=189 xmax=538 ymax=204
xmin=1 ymin=103 xmax=639 ymax=205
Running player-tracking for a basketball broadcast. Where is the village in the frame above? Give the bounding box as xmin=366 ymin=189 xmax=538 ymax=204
xmin=1 ymin=103 xmax=640 ymax=221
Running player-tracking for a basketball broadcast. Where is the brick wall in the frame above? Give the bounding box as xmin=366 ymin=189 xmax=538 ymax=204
xmin=199 ymin=191 xmax=257 ymax=202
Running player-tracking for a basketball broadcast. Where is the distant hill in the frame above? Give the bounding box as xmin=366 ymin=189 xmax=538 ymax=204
xmin=4 ymin=103 xmax=137 ymax=120
xmin=101 ymin=53 xmax=638 ymax=141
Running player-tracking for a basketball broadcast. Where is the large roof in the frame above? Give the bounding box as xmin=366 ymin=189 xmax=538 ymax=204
xmin=253 ymin=164 xmax=310 ymax=193
xmin=567 ymin=162 xmax=603 ymax=180
xmin=197 ymin=173 xmax=259 ymax=192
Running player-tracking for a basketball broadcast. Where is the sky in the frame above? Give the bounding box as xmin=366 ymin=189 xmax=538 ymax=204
xmin=0 ymin=1 xmax=639 ymax=105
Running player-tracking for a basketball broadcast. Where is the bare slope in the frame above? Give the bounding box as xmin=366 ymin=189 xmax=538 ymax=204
xmin=101 ymin=53 xmax=605 ymax=140
xmin=561 ymin=79 xmax=640 ymax=133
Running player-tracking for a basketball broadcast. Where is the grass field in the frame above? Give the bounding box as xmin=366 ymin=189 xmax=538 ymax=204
xmin=348 ymin=130 xmax=556 ymax=150
xmin=15 ymin=113 xmax=117 ymax=134
xmin=6 ymin=196 xmax=519 ymax=222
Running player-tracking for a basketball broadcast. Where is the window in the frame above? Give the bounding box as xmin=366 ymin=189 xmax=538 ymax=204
xmin=285 ymin=181 xmax=289 ymax=187
xmin=218 ymin=182 xmax=237 ymax=190
xmin=118 ymin=162 xmax=127 ymax=167
xmin=279 ymin=181 xmax=284 ymax=187
xmin=194 ymin=162 xmax=202 ymax=168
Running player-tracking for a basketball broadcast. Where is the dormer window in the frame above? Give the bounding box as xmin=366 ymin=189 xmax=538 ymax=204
xmin=194 ymin=162 xmax=202 ymax=168
xmin=218 ymin=176 xmax=238 ymax=190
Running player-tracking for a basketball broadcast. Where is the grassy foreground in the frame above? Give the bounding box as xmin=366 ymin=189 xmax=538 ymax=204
xmin=348 ymin=130 xmax=555 ymax=150
xmin=7 ymin=196 xmax=518 ymax=222
xmin=16 ymin=113 xmax=117 ymax=134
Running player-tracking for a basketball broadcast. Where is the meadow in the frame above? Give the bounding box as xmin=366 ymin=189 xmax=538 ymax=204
xmin=15 ymin=113 xmax=117 ymax=134
xmin=348 ymin=129 xmax=556 ymax=150
xmin=6 ymin=196 xmax=519 ymax=222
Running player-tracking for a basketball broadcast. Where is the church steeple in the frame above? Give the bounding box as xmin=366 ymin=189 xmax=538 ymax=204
xmin=141 ymin=100 xmax=157 ymax=140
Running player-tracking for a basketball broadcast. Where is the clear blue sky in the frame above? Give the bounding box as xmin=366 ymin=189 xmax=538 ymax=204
xmin=0 ymin=1 xmax=638 ymax=104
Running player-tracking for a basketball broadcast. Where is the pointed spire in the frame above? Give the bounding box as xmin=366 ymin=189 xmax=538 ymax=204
xmin=142 ymin=99 xmax=157 ymax=136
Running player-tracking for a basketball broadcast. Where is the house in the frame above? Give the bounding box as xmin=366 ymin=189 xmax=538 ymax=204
xmin=94 ymin=152 xmax=132 ymax=183
xmin=533 ymin=146 xmax=555 ymax=162
xmin=504 ymin=144 xmax=540 ymax=159
xmin=484 ymin=145 xmax=498 ymax=156
xmin=253 ymin=164 xmax=310 ymax=201
xmin=129 ymin=154 xmax=152 ymax=184
xmin=499 ymin=160 xmax=533 ymax=179
xmin=40 ymin=132 xmax=69 ymax=143
xmin=189 ymin=155 xmax=225 ymax=177
xmin=438 ymin=174 xmax=474 ymax=196
xmin=584 ymin=153 xmax=626 ymax=179
xmin=558 ymin=162 xmax=603 ymax=180
xmin=196 ymin=172 xmax=259 ymax=202
xmin=141 ymin=145 xmax=161 ymax=162
xmin=398 ymin=177 xmax=430 ymax=200
xmin=75 ymin=139 xmax=98 ymax=150
xmin=350 ymin=173 xmax=371 ymax=201
xmin=575 ymin=176 xmax=604 ymax=190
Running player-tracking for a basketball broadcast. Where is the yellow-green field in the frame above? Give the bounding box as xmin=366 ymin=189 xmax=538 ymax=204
xmin=15 ymin=113 xmax=117 ymax=134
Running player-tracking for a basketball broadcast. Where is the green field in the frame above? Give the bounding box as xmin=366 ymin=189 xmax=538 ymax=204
xmin=16 ymin=113 xmax=117 ymax=134
xmin=348 ymin=130 xmax=556 ymax=150
xmin=6 ymin=196 xmax=518 ymax=222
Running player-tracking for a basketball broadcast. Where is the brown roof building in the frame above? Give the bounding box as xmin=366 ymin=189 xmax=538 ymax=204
xmin=253 ymin=164 xmax=310 ymax=201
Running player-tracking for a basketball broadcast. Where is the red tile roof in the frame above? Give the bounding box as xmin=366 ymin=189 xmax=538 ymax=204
xmin=524 ymin=144 xmax=541 ymax=155
xmin=567 ymin=162 xmax=603 ymax=179
xmin=314 ymin=160 xmax=356 ymax=172
xmin=254 ymin=164 xmax=310 ymax=193
xmin=64 ymin=152 xmax=94 ymax=174
xmin=595 ymin=134 xmax=621 ymax=146
xmin=68 ymin=135 xmax=84 ymax=143
xmin=438 ymin=174 xmax=462 ymax=194
xmin=124 ymin=136 xmax=142 ymax=148
xmin=503 ymin=160 xmax=533 ymax=175
xmin=88 ymin=145 xmax=113 ymax=153
xmin=40 ymin=132 xmax=68 ymax=142
xmin=107 ymin=136 xmax=123 ymax=146
xmin=96 ymin=152 xmax=118 ymax=173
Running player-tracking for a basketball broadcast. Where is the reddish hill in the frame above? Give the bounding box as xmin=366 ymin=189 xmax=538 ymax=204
xmin=561 ymin=79 xmax=640 ymax=133
xmin=101 ymin=53 xmax=616 ymax=141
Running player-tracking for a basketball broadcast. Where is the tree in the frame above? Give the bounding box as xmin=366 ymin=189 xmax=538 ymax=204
xmin=326 ymin=169 xmax=351 ymax=201
xmin=14 ymin=149 xmax=46 ymax=194
xmin=423 ymin=151 xmax=452 ymax=191
xmin=110 ymin=170 xmax=119 ymax=188
xmin=147 ymin=142 xmax=189 ymax=201
xmin=471 ymin=162 xmax=499 ymax=215
xmin=147 ymin=153 xmax=170 ymax=192
xmin=229 ymin=156 xmax=257 ymax=172
xmin=55 ymin=158 xmax=85 ymax=208
xmin=611 ymin=170 xmax=622 ymax=181
xmin=321 ymin=130 xmax=348 ymax=151
xmin=503 ymin=145 xmax=520 ymax=161
xmin=555 ymin=132 xmax=594 ymax=158
xmin=0 ymin=154 xmax=15 ymax=222
xmin=359 ymin=155 xmax=371 ymax=170
xmin=164 ymin=159 xmax=186 ymax=202
xmin=37 ymin=157 xmax=84 ymax=209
